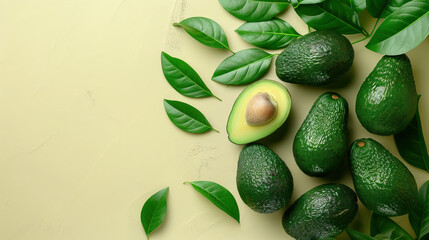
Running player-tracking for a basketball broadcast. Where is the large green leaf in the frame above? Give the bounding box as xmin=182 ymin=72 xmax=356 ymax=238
xmin=161 ymin=52 xmax=220 ymax=100
xmin=185 ymin=181 xmax=240 ymax=223
xmin=370 ymin=213 xmax=414 ymax=240
xmin=295 ymin=0 xmax=365 ymax=34
xmin=366 ymin=0 xmax=429 ymax=55
xmin=380 ymin=0 xmax=412 ymax=18
xmin=173 ymin=17 xmax=232 ymax=52
xmin=395 ymin=96 xmax=429 ymax=172
xmin=350 ymin=0 xmax=366 ymax=13
xmin=140 ymin=187 xmax=169 ymax=238
xmin=409 ymin=181 xmax=429 ymax=240
xmin=218 ymin=0 xmax=289 ymax=22
xmin=366 ymin=0 xmax=389 ymax=18
xmin=291 ymin=0 xmax=327 ymax=8
xmin=163 ymin=99 xmax=218 ymax=133
xmin=346 ymin=228 xmax=377 ymax=240
xmin=235 ymin=18 xmax=301 ymax=50
xmin=212 ymin=49 xmax=273 ymax=85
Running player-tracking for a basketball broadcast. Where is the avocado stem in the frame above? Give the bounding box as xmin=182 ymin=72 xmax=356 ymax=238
xmin=358 ymin=141 xmax=365 ymax=148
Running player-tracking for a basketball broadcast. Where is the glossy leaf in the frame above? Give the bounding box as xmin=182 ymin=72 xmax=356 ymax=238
xmin=395 ymin=96 xmax=429 ymax=172
xmin=380 ymin=0 xmax=411 ymax=18
xmin=346 ymin=228 xmax=377 ymax=240
xmin=235 ymin=18 xmax=301 ymax=50
xmin=350 ymin=0 xmax=366 ymax=13
xmin=291 ymin=0 xmax=326 ymax=8
xmin=366 ymin=0 xmax=389 ymax=18
xmin=161 ymin=52 xmax=220 ymax=101
xmin=370 ymin=213 xmax=414 ymax=240
xmin=218 ymin=0 xmax=289 ymax=22
xmin=141 ymin=187 xmax=169 ymax=238
xmin=409 ymin=180 xmax=429 ymax=240
xmin=295 ymin=0 xmax=365 ymax=34
xmin=163 ymin=99 xmax=218 ymax=133
xmin=366 ymin=0 xmax=429 ymax=55
xmin=212 ymin=49 xmax=273 ymax=85
xmin=173 ymin=17 xmax=232 ymax=52
xmin=185 ymin=181 xmax=240 ymax=223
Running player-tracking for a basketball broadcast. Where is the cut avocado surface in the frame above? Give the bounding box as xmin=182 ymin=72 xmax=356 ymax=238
xmin=227 ymin=80 xmax=291 ymax=144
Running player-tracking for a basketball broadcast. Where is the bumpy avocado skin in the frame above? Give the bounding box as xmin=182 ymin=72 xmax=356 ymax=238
xmin=237 ymin=144 xmax=293 ymax=213
xmin=282 ymin=183 xmax=358 ymax=240
xmin=356 ymin=54 xmax=417 ymax=135
xmin=349 ymin=138 xmax=418 ymax=216
xmin=293 ymin=92 xmax=348 ymax=176
xmin=275 ymin=30 xmax=354 ymax=85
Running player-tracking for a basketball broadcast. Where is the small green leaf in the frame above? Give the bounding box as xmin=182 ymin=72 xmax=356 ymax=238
xmin=395 ymin=96 xmax=429 ymax=172
xmin=366 ymin=0 xmax=429 ymax=55
xmin=163 ymin=99 xmax=218 ymax=133
xmin=295 ymin=0 xmax=365 ymax=34
xmin=235 ymin=18 xmax=301 ymax=50
xmin=212 ymin=48 xmax=273 ymax=85
xmin=380 ymin=0 xmax=411 ymax=18
xmin=370 ymin=213 xmax=414 ymax=240
xmin=161 ymin=52 xmax=220 ymax=101
xmin=218 ymin=0 xmax=289 ymax=22
xmin=173 ymin=17 xmax=232 ymax=52
xmin=141 ymin=187 xmax=169 ymax=238
xmin=350 ymin=0 xmax=366 ymax=13
xmin=366 ymin=0 xmax=389 ymax=18
xmin=185 ymin=181 xmax=240 ymax=223
xmin=409 ymin=181 xmax=429 ymax=240
xmin=346 ymin=228 xmax=377 ymax=240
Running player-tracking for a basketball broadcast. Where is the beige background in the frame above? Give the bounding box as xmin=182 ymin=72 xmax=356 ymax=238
xmin=1 ymin=0 xmax=428 ymax=239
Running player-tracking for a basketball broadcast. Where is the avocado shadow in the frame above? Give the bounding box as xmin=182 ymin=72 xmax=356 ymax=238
xmin=322 ymin=63 xmax=358 ymax=90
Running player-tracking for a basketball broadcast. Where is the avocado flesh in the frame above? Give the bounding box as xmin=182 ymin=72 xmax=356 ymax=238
xmin=227 ymin=80 xmax=291 ymax=145
xmin=282 ymin=183 xmax=358 ymax=240
xmin=356 ymin=54 xmax=417 ymax=135
xmin=237 ymin=143 xmax=293 ymax=213
xmin=349 ymin=138 xmax=418 ymax=216
xmin=293 ymin=92 xmax=348 ymax=176
xmin=275 ymin=30 xmax=354 ymax=86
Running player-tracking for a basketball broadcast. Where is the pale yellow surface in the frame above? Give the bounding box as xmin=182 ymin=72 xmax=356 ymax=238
xmin=0 ymin=1 xmax=428 ymax=240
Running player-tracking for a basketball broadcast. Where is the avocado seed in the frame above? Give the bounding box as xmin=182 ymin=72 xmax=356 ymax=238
xmin=245 ymin=92 xmax=278 ymax=126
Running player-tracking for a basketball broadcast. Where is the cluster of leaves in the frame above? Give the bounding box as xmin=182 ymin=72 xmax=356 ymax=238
xmin=140 ymin=181 xmax=240 ymax=238
xmin=347 ymin=180 xmax=429 ymax=240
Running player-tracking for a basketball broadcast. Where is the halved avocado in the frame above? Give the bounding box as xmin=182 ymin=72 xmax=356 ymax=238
xmin=227 ymin=80 xmax=291 ymax=144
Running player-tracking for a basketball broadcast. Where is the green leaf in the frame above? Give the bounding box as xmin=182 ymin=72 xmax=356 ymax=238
xmin=218 ymin=0 xmax=289 ymax=22
xmin=185 ymin=181 xmax=240 ymax=223
xmin=346 ymin=228 xmax=377 ymax=240
xmin=291 ymin=0 xmax=327 ymax=8
xmin=163 ymin=99 xmax=218 ymax=133
xmin=380 ymin=0 xmax=411 ymax=18
xmin=141 ymin=187 xmax=169 ymax=238
xmin=235 ymin=18 xmax=301 ymax=50
xmin=161 ymin=52 xmax=220 ymax=101
xmin=366 ymin=0 xmax=429 ymax=55
xmin=212 ymin=49 xmax=273 ymax=85
xmin=395 ymin=96 xmax=429 ymax=172
xmin=173 ymin=17 xmax=232 ymax=52
xmin=350 ymin=0 xmax=366 ymax=13
xmin=366 ymin=0 xmax=389 ymax=18
xmin=294 ymin=0 xmax=365 ymax=34
xmin=409 ymin=180 xmax=429 ymax=240
xmin=370 ymin=213 xmax=414 ymax=240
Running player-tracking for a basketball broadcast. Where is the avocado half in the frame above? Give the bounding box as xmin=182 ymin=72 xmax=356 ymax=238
xmin=227 ymin=80 xmax=291 ymax=144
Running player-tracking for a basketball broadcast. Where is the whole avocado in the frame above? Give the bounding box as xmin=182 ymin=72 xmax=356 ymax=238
xmin=282 ymin=183 xmax=358 ymax=240
xmin=349 ymin=138 xmax=418 ymax=216
xmin=275 ymin=30 xmax=354 ymax=85
xmin=293 ymin=92 xmax=348 ymax=176
xmin=356 ymin=54 xmax=418 ymax=135
xmin=236 ymin=143 xmax=293 ymax=213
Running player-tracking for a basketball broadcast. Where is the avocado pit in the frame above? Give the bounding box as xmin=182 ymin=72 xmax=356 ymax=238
xmin=245 ymin=92 xmax=278 ymax=126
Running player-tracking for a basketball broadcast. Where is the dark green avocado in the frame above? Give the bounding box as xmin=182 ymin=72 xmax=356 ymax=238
xmin=282 ymin=183 xmax=358 ymax=240
xmin=349 ymin=138 xmax=418 ymax=216
xmin=293 ymin=92 xmax=348 ymax=176
xmin=275 ymin=30 xmax=354 ymax=85
xmin=356 ymin=54 xmax=418 ymax=135
xmin=236 ymin=143 xmax=293 ymax=213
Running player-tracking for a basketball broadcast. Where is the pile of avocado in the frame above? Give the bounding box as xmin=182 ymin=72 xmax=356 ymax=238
xmin=228 ymin=30 xmax=419 ymax=239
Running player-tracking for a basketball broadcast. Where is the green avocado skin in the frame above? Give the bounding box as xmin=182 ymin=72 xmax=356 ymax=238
xmin=237 ymin=144 xmax=293 ymax=213
xmin=293 ymin=92 xmax=348 ymax=176
xmin=349 ymin=138 xmax=418 ymax=216
xmin=275 ymin=30 xmax=354 ymax=85
xmin=282 ymin=183 xmax=358 ymax=240
xmin=356 ymin=54 xmax=417 ymax=136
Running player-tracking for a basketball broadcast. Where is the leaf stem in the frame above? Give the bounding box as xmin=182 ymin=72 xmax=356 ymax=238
xmin=352 ymin=17 xmax=381 ymax=45
xmin=369 ymin=17 xmax=381 ymax=37
xmin=212 ymin=128 xmax=220 ymax=133
xmin=213 ymin=94 xmax=222 ymax=101
xmin=308 ymin=25 xmax=311 ymax=33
